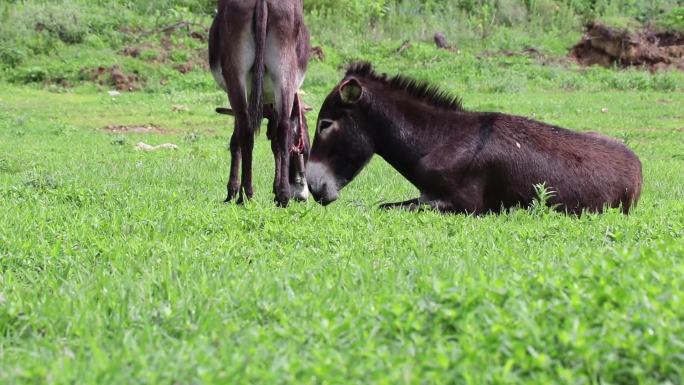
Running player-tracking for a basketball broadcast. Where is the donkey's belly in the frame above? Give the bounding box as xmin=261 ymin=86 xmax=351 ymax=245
xmin=240 ymin=73 xmax=276 ymax=105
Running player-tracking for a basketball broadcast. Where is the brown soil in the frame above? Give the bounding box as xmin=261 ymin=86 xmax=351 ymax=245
xmin=190 ymin=30 xmax=207 ymax=42
xmin=82 ymin=65 xmax=145 ymax=91
xmin=120 ymin=46 xmax=141 ymax=58
xmin=101 ymin=124 xmax=171 ymax=134
xmin=118 ymin=25 xmax=210 ymax=78
xmin=571 ymin=22 xmax=684 ymax=71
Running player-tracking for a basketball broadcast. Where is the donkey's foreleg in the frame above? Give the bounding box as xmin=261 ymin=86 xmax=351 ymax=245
xmin=379 ymin=198 xmax=423 ymax=211
xmin=289 ymin=93 xmax=309 ymax=202
xmin=289 ymin=152 xmax=309 ymax=202
xmin=379 ymin=197 xmax=478 ymax=214
xmin=414 ymin=146 xmax=488 ymax=214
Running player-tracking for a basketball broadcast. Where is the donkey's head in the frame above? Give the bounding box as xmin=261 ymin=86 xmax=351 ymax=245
xmin=306 ymin=75 xmax=376 ymax=205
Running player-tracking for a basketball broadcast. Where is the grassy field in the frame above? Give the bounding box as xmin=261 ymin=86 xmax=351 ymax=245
xmin=2 ymin=1 xmax=684 ymax=384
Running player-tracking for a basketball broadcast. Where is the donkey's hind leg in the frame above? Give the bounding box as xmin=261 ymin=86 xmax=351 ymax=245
xmin=265 ymin=27 xmax=298 ymax=207
xmin=222 ymin=66 xmax=254 ymax=204
xmin=225 ymin=128 xmax=242 ymax=202
xmin=225 ymin=101 xmax=254 ymax=204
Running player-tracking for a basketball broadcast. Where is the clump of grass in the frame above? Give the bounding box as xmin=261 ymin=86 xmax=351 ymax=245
xmin=22 ymin=171 xmax=61 ymax=190
xmin=597 ymin=16 xmax=642 ymax=33
xmin=0 ymin=156 xmax=20 ymax=174
xmin=110 ymin=135 xmax=128 ymax=146
xmin=658 ymin=6 xmax=684 ymax=32
xmin=183 ymin=129 xmax=201 ymax=143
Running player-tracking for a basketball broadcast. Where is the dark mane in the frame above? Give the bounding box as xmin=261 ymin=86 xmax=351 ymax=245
xmin=345 ymin=61 xmax=464 ymax=111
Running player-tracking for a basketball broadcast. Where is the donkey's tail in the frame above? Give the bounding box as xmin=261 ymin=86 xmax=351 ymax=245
xmin=250 ymin=0 xmax=267 ymax=135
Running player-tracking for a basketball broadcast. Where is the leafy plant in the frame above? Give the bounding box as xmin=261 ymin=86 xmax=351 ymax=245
xmin=530 ymin=182 xmax=560 ymax=215
xmin=659 ymin=6 xmax=684 ymax=31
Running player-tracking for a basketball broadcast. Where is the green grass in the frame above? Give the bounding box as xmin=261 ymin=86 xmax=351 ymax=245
xmin=2 ymin=63 xmax=684 ymax=384
xmin=2 ymin=1 xmax=684 ymax=382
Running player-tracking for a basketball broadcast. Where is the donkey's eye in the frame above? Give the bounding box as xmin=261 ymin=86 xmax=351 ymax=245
xmin=318 ymin=120 xmax=334 ymax=133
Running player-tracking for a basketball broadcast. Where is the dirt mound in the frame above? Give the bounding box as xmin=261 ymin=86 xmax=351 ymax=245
xmin=83 ymin=65 xmax=145 ymax=91
xmin=101 ymin=124 xmax=170 ymax=134
xmin=571 ymin=22 xmax=684 ymax=71
xmin=118 ymin=23 xmax=210 ymax=77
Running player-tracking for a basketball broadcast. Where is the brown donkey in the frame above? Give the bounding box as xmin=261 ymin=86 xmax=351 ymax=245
xmin=307 ymin=62 xmax=643 ymax=215
xmin=209 ymin=0 xmax=310 ymax=205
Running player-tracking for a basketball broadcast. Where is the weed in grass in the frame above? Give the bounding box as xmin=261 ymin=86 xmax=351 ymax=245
xmin=0 ymin=156 xmax=20 ymax=174
xmin=22 ymin=171 xmax=60 ymax=191
xmin=110 ymin=135 xmax=128 ymax=146
xmin=529 ymin=182 xmax=560 ymax=216
xmin=183 ymin=129 xmax=201 ymax=143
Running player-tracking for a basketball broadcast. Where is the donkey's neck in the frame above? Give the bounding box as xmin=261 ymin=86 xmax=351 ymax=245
xmin=367 ymin=100 xmax=453 ymax=183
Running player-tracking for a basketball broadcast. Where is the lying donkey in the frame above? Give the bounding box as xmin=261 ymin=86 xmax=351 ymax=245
xmin=209 ymin=0 xmax=310 ymax=205
xmin=306 ymin=62 xmax=643 ymax=214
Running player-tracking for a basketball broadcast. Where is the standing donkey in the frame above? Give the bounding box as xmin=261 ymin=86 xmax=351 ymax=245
xmin=209 ymin=0 xmax=311 ymax=206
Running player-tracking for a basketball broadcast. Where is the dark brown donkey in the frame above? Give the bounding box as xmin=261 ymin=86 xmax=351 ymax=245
xmin=306 ymin=62 xmax=643 ymax=214
xmin=209 ymin=0 xmax=311 ymax=205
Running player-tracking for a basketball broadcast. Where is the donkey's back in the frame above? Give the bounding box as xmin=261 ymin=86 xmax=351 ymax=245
xmin=209 ymin=0 xmax=307 ymax=101
xmin=457 ymin=113 xmax=643 ymax=214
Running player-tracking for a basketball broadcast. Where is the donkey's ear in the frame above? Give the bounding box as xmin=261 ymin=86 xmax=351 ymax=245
xmin=339 ymin=78 xmax=363 ymax=104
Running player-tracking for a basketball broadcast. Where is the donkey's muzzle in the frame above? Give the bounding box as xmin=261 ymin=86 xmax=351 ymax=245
xmin=311 ymin=191 xmax=334 ymax=206
xmin=306 ymin=160 xmax=339 ymax=206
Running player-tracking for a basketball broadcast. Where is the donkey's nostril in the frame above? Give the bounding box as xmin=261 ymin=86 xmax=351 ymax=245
xmin=310 ymin=183 xmax=327 ymax=205
xmin=312 ymin=183 xmax=326 ymax=199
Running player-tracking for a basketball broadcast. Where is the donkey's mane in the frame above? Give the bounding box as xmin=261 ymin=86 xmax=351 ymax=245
xmin=345 ymin=62 xmax=464 ymax=111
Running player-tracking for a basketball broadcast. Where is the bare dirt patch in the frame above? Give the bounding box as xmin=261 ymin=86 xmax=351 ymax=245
xmin=120 ymin=46 xmax=142 ymax=58
xmin=101 ymin=124 xmax=172 ymax=134
xmin=571 ymin=22 xmax=684 ymax=71
xmin=82 ymin=65 xmax=145 ymax=91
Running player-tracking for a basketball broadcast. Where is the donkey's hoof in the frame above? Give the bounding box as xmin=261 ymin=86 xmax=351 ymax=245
xmin=236 ymin=193 xmax=254 ymax=205
xmin=275 ymin=197 xmax=290 ymax=208
xmin=225 ymin=185 xmax=241 ymax=203
xmin=275 ymin=190 xmax=291 ymax=207
xmin=274 ymin=183 xmax=292 ymax=207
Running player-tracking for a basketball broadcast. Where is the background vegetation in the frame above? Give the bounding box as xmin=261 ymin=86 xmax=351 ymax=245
xmin=1 ymin=0 xmax=684 ymax=92
xmin=1 ymin=0 xmax=684 ymax=384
